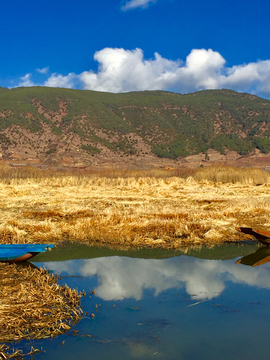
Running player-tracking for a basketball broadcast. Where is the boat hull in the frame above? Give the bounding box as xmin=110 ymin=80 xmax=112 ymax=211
xmin=7 ymin=252 xmax=38 ymax=263
xmin=236 ymin=227 xmax=270 ymax=246
xmin=0 ymin=244 xmax=54 ymax=263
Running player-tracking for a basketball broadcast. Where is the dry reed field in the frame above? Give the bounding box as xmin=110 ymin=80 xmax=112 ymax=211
xmin=0 ymin=165 xmax=269 ymax=249
xmin=0 ymin=263 xmax=82 ymax=359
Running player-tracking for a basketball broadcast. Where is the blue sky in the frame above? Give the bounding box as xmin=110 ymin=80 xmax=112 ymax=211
xmin=1 ymin=0 xmax=270 ymax=98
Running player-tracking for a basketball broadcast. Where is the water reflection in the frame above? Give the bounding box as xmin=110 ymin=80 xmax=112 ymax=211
xmin=31 ymin=245 xmax=270 ymax=360
xmin=236 ymin=247 xmax=270 ymax=267
xmin=43 ymin=253 xmax=270 ymax=302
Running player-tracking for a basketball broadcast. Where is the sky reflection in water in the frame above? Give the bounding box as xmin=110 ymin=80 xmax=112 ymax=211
xmin=43 ymin=255 xmax=270 ymax=301
xmin=32 ymin=247 xmax=270 ymax=360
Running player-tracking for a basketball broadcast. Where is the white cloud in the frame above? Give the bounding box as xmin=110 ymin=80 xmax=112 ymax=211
xmin=224 ymin=60 xmax=270 ymax=94
xmin=18 ymin=73 xmax=34 ymax=87
xmin=12 ymin=48 xmax=270 ymax=98
xmin=78 ymin=48 xmax=270 ymax=96
xmin=44 ymin=72 xmax=76 ymax=88
xmin=79 ymin=47 xmax=182 ymax=93
xmin=36 ymin=67 xmax=49 ymax=74
xmin=121 ymin=0 xmax=157 ymax=10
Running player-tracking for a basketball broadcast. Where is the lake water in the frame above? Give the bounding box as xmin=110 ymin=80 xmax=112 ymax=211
xmin=14 ymin=242 xmax=270 ymax=359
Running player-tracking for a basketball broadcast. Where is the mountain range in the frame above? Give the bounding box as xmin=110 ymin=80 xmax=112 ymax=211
xmin=0 ymin=86 xmax=270 ymax=169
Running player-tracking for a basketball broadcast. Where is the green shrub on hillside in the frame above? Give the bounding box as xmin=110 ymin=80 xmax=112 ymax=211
xmin=81 ymin=144 xmax=101 ymax=155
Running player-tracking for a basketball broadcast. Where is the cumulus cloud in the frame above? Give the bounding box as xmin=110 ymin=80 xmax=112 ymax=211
xmin=44 ymin=72 xmax=76 ymax=88
xmin=79 ymin=47 xmax=182 ymax=93
xmin=13 ymin=48 xmax=270 ymax=97
xmin=18 ymin=73 xmax=34 ymax=87
xmin=121 ymin=0 xmax=157 ymax=10
xmin=77 ymin=47 xmax=270 ymax=96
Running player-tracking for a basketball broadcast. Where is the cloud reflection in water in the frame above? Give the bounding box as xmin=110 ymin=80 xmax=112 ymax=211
xmin=44 ymin=255 xmax=270 ymax=301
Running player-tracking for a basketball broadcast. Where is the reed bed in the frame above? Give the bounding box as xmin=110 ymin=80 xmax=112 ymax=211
xmin=0 ymin=164 xmax=195 ymax=184
xmin=0 ymin=166 xmax=269 ymax=248
xmin=195 ymin=165 xmax=269 ymax=185
xmin=0 ymin=263 xmax=82 ymax=344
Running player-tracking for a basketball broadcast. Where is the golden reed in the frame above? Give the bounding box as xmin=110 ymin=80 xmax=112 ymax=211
xmin=0 ymin=165 xmax=269 ymax=248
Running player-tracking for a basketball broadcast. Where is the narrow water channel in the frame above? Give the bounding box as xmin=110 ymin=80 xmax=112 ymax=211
xmin=16 ymin=242 xmax=270 ymax=359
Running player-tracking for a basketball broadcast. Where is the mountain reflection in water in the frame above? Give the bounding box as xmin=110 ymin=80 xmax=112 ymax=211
xmin=43 ymin=252 xmax=270 ymax=301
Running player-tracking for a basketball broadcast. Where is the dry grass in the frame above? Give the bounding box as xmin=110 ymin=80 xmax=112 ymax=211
xmin=0 ymin=165 xmax=269 ymax=248
xmin=0 ymin=164 xmax=195 ymax=183
xmin=195 ymin=165 xmax=269 ymax=185
xmin=0 ymin=263 xmax=82 ymax=359
xmin=0 ymin=263 xmax=82 ymax=344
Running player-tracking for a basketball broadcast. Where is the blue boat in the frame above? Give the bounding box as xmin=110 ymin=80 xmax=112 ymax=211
xmin=0 ymin=244 xmax=54 ymax=263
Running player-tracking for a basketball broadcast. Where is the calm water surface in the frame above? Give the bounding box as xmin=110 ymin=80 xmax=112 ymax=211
xmin=17 ymin=243 xmax=270 ymax=359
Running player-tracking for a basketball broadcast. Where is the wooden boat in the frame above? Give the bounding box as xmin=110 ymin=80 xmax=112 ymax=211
xmin=0 ymin=244 xmax=54 ymax=263
xmin=236 ymin=227 xmax=270 ymax=246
